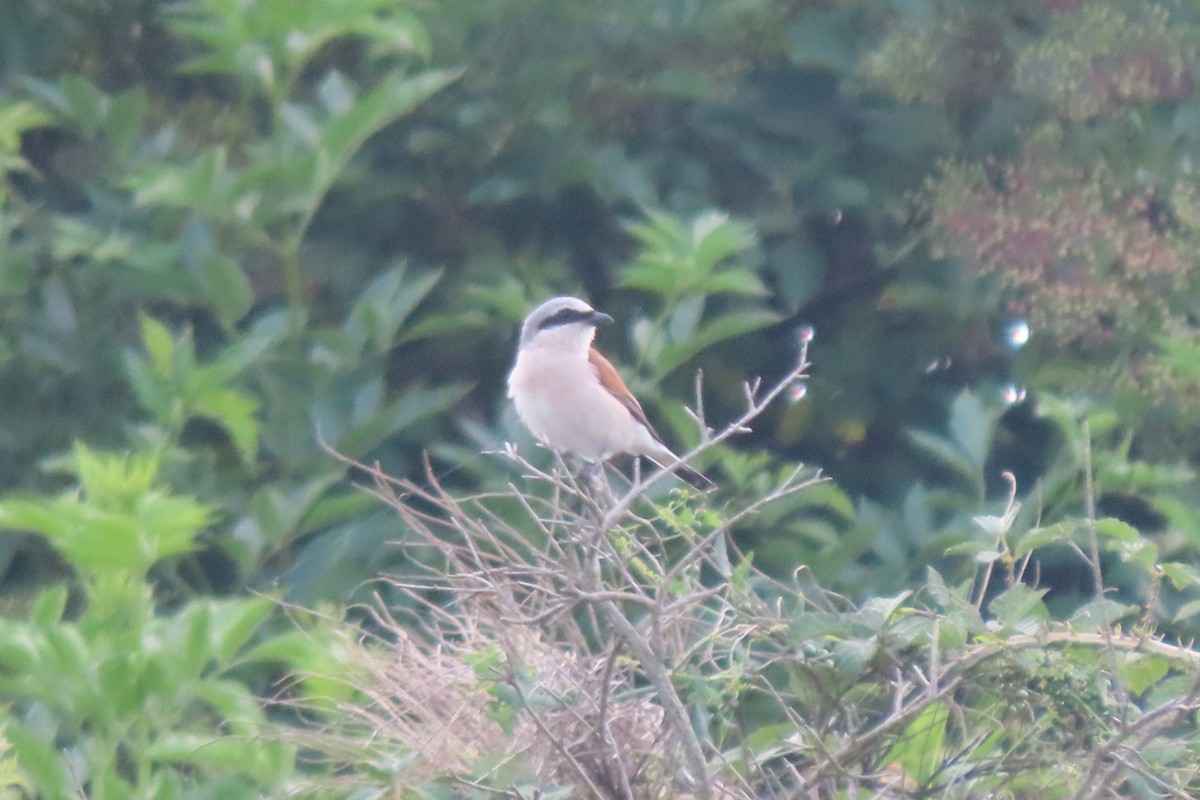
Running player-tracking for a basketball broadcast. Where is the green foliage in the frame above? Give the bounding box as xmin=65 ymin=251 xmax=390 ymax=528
xmin=0 ymin=447 xmax=319 ymax=799
xmin=0 ymin=0 xmax=469 ymax=794
xmin=0 ymin=445 xmax=210 ymax=578
xmin=905 ymin=390 xmax=996 ymax=498
xmin=0 ymin=0 xmax=473 ymax=601
xmin=0 ymin=720 xmax=32 ymax=798
xmin=621 ymin=209 xmax=778 ymax=381
xmin=126 ymin=316 xmax=264 ymax=464
xmin=0 ymin=101 xmax=49 ymax=204
xmin=172 ymin=0 xmax=433 ymax=96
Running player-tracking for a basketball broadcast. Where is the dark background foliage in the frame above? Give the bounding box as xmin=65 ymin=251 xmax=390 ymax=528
xmin=4 ymin=0 xmax=1200 ymax=605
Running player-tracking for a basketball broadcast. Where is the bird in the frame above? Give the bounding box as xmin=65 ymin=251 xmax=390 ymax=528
xmin=507 ymin=296 xmax=715 ymax=490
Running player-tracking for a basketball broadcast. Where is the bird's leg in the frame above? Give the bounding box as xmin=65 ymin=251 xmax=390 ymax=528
xmin=579 ymin=460 xmax=605 ymax=490
xmin=579 ymin=461 xmax=620 ymax=508
xmin=554 ymin=452 xmax=607 ymax=496
xmin=558 ymin=451 xmax=580 ymax=477
xmin=552 ymin=451 xmax=587 ymax=490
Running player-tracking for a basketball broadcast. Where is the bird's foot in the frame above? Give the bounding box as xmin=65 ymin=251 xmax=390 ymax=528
xmin=579 ymin=461 xmax=606 ymax=492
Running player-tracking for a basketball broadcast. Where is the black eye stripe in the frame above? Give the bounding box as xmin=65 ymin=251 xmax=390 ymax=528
xmin=538 ymin=308 xmax=593 ymax=330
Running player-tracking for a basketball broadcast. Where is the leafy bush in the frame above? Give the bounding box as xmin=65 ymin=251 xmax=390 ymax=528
xmin=0 ymin=445 xmax=315 ymax=798
xmin=0 ymin=0 xmax=472 ymax=605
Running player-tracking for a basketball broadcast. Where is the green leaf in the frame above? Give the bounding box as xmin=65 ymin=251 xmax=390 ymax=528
xmin=971 ymin=502 xmax=1019 ymax=537
xmin=59 ymin=73 xmax=104 ymax=133
xmin=194 ymin=387 xmax=260 ymax=464
xmin=0 ymin=497 xmax=73 ymax=541
xmin=0 ymin=448 xmax=212 ymax=575
xmin=792 ymin=481 xmax=857 ymax=521
xmin=972 ymin=548 xmax=1004 ymax=563
xmin=666 ymin=293 xmax=705 ymax=342
xmin=129 ymin=147 xmax=236 ymax=217
xmin=240 ymin=473 xmax=345 ymax=556
xmin=395 ymin=309 xmax=491 ymax=344
xmin=354 ymin=7 xmax=432 ymax=58
xmin=1013 ymin=521 xmax=1077 ymax=557
xmin=104 ymin=88 xmax=148 ymax=157
xmin=173 ymin=0 xmax=431 ymax=84
xmin=180 ymin=601 xmax=213 ymax=672
xmin=1157 ymin=335 xmax=1200 ymax=383
xmin=904 ymin=429 xmax=980 ymax=493
xmin=335 ymin=383 xmax=471 ymax=458
xmin=0 ymin=624 xmax=36 ymax=675
xmin=1118 ymin=653 xmax=1170 ymax=695
xmin=734 ymin=722 xmax=798 ymax=764
xmin=314 ymin=68 xmax=463 ymax=200
xmin=883 ymin=701 xmax=949 ymax=786
xmin=123 ymin=351 xmax=172 ymax=420
xmin=1174 ymin=598 xmax=1200 ymax=623
xmin=1161 ymin=562 xmax=1200 ymax=591
xmin=830 ymin=635 xmax=878 ymax=679
xmin=1094 ymin=517 xmax=1140 ymax=542
xmin=861 ymin=590 xmax=913 ymax=624
xmin=656 ymin=309 xmax=780 ymax=377
xmin=297 ymin=490 xmax=377 ymax=535
xmin=625 ymin=209 xmax=687 ymax=256
xmin=198 ymin=252 xmax=254 ymax=328
xmin=242 ymin=629 xmax=358 ymax=704
xmin=987 ymin=583 xmax=1049 ymax=630
xmin=0 ymin=100 xmax=51 ymax=152
xmin=208 ymin=597 xmax=276 ymax=664
xmin=140 ymin=314 xmax=176 ymax=378
xmin=1068 ymin=598 xmax=1137 ymax=632
xmin=5 ymin=724 xmax=71 ymax=798
xmin=947 ymin=391 xmax=991 ymax=475
xmin=700 ymin=269 xmax=769 ymax=296
xmin=620 ymin=262 xmax=682 ymax=294
xmin=213 ymin=313 xmax=288 ymax=376
xmin=194 ymin=678 xmax=268 ymax=735
xmin=690 ymin=211 xmax=757 ymax=273
xmin=0 ymin=101 xmax=51 ymax=201
xmin=620 ymin=209 xmax=758 ymax=301
xmin=43 ymin=625 xmax=90 ymax=682
xmin=1112 ymin=537 xmax=1158 ymax=571
xmin=145 ymin=732 xmax=293 ymax=783
xmin=344 ymin=265 xmax=443 ymax=354
xmin=30 ymin=585 xmax=68 ymax=627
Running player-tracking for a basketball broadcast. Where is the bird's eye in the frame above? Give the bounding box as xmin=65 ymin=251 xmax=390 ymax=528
xmin=539 ymin=308 xmax=590 ymax=329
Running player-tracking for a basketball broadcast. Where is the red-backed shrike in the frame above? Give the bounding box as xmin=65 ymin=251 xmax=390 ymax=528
xmin=507 ymin=296 xmax=714 ymax=490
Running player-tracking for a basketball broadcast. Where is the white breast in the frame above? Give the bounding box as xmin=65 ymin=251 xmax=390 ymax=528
xmin=508 ymin=346 xmax=646 ymax=461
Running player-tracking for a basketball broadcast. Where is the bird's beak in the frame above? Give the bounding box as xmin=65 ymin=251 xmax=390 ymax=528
xmin=589 ymin=310 xmax=614 ymax=327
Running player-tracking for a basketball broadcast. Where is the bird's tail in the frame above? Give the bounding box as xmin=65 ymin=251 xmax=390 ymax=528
xmin=646 ymin=444 xmax=715 ymax=491
xmin=675 ymin=462 xmax=716 ymax=491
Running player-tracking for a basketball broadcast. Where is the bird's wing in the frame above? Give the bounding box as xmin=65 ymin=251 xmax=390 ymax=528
xmin=588 ymin=347 xmax=663 ymax=443
xmin=589 ymin=347 xmax=715 ymax=491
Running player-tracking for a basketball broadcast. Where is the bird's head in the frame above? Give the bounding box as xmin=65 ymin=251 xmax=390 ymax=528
xmin=519 ymin=296 xmax=613 ymax=353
